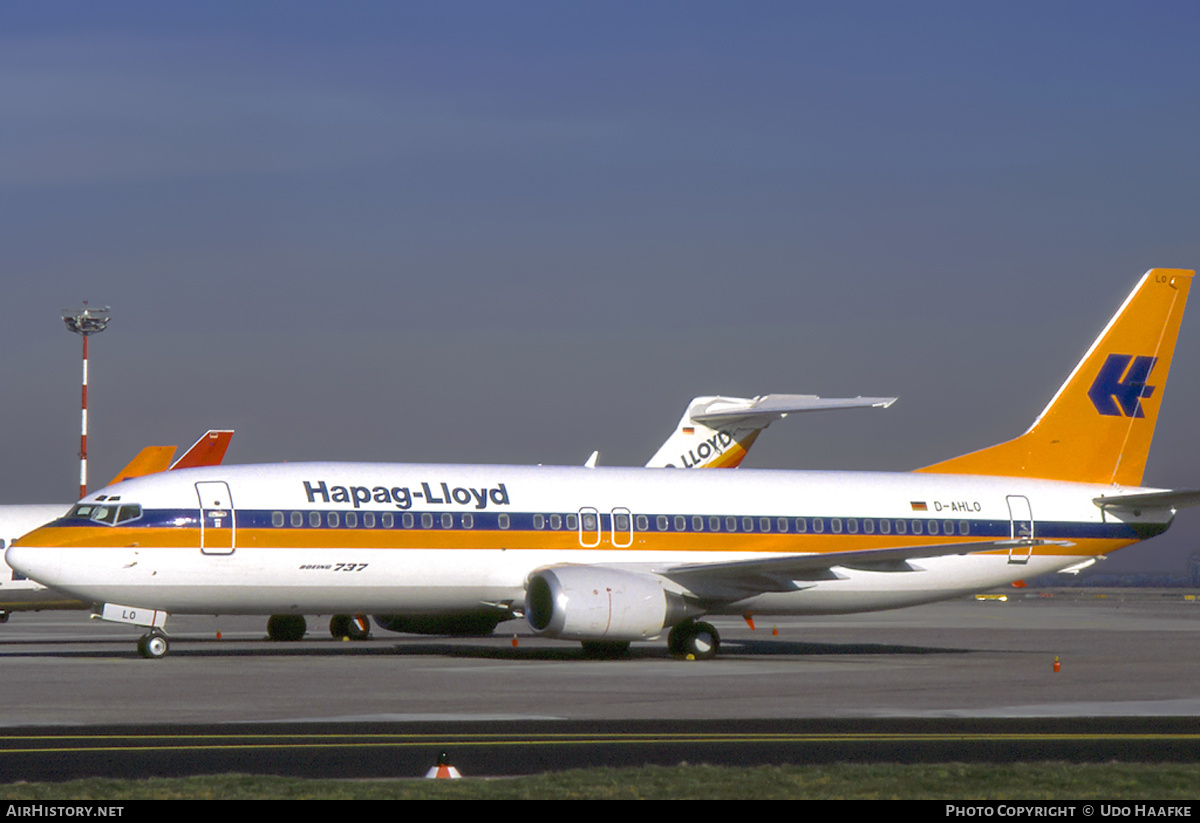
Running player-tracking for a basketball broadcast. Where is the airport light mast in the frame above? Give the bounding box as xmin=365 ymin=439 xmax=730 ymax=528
xmin=62 ymin=303 xmax=111 ymax=500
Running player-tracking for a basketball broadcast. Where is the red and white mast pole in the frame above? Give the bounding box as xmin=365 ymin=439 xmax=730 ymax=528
xmin=62 ymin=304 xmax=111 ymax=500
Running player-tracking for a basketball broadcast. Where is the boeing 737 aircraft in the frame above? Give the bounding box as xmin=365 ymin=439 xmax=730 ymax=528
xmin=8 ymin=269 xmax=1196 ymax=659
xmin=0 ymin=431 xmax=232 ymax=619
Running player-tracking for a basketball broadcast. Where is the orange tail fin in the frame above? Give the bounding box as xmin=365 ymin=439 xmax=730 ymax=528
xmin=917 ymin=269 xmax=1193 ymax=485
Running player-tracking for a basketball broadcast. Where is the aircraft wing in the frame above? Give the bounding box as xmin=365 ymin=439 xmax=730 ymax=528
xmin=1093 ymin=489 xmax=1200 ymax=512
xmin=658 ymin=538 xmax=1069 ymax=600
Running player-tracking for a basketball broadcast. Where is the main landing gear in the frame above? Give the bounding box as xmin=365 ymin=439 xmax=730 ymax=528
xmin=266 ymin=614 xmax=307 ymax=642
xmin=668 ymin=619 xmax=720 ymax=660
xmin=136 ymin=630 xmax=169 ymax=660
xmin=329 ymin=614 xmax=371 ymax=640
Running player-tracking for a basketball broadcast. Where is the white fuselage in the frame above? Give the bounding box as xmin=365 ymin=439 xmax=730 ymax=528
xmin=4 ymin=462 xmax=1168 ymax=620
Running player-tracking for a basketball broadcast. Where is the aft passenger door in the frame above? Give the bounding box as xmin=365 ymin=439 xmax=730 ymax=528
xmin=1006 ymin=494 xmax=1034 ymax=565
xmin=197 ymin=481 xmax=235 ymax=555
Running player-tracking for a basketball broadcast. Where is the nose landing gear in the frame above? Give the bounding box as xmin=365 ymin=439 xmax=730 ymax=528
xmin=136 ymin=630 xmax=169 ymax=659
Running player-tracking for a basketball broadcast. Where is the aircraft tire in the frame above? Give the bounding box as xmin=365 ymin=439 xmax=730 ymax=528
xmin=580 ymin=640 xmax=631 ymax=659
xmin=669 ymin=621 xmax=719 ymax=660
xmin=137 ymin=631 xmax=169 ymax=660
xmin=329 ymin=614 xmax=350 ymax=638
xmin=330 ymin=614 xmax=371 ymax=640
xmin=267 ymin=614 xmax=307 ymax=642
xmin=347 ymin=614 xmax=370 ymax=640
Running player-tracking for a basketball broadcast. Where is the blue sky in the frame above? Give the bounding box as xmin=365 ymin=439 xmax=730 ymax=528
xmin=2 ymin=2 xmax=1199 ymax=571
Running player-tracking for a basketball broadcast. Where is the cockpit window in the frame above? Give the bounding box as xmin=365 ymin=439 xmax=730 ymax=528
xmin=116 ymin=504 xmax=142 ymax=524
xmin=90 ymin=506 xmax=118 ymax=525
xmin=69 ymin=503 xmax=142 ymax=526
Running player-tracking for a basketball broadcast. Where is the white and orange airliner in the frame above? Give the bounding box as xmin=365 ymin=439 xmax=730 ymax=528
xmin=7 ymin=270 xmax=1196 ymax=659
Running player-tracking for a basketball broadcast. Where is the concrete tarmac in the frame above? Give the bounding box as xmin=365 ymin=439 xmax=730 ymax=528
xmin=1 ymin=592 xmax=1199 ymax=726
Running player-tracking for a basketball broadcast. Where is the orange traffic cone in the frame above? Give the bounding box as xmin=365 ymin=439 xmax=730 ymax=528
xmin=425 ymin=751 xmax=462 ymax=779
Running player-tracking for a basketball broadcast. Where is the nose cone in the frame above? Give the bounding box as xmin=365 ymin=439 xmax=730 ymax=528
xmin=5 ymin=542 xmax=60 ymax=587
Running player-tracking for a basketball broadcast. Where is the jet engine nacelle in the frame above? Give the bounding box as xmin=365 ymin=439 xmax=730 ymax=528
xmin=525 ymin=566 xmax=691 ymax=642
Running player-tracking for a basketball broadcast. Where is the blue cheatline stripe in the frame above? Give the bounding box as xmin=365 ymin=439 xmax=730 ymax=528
xmin=54 ymin=507 xmax=1162 ymax=542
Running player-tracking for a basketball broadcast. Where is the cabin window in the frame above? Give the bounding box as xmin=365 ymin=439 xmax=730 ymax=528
xmin=742 ymin=517 xmax=754 ymax=532
xmin=726 ymin=517 xmax=738 ymax=532
xmin=582 ymin=512 xmax=598 ymax=531
xmin=363 ymin=512 xmax=376 ymax=528
xmin=777 ymin=518 xmax=788 ymax=533
xmin=550 ymin=514 xmax=562 ymax=530
xmin=894 ymin=519 xmax=906 ymax=535
xmin=402 ymin=513 xmax=414 ymax=528
xmin=498 ymin=513 xmax=510 ymax=529
xmin=421 ymin=513 xmax=433 ymax=529
xmin=462 ymin=513 xmax=473 ymax=529
xmin=441 ymin=513 xmax=453 ymax=529
xmin=911 ymin=520 xmax=923 ymax=535
xmin=657 ymin=516 xmax=668 ymax=531
xmin=759 ymin=518 xmax=771 ymax=532
xmin=272 ymin=512 xmax=284 ymax=527
xmin=291 ymin=511 xmax=303 ymax=527
xmin=615 ymin=513 xmax=631 ymax=532
xmin=943 ymin=520 xmax=954 ymax=535
xmin=863 ymin=519 xmax=875 ymax=534
xmin=567 ymin=514 xmax=579 ymax=530
xmin=709 ymin=517 xmax=721 ymax=532
xmin=534 ymin=514 xmax=545 ymax=530
xmin=328 ymin=512 xmax=340 ymax=528
xmin=674 ymin=516 xmax=686 ymax=531
xmin=927 ymin=520 xmax=938 ymax=535
xmin=636 ymin=515 xmax=649 ymax=531
xmin=831 ymin=518 xmax=842 ymax=534
xmin=847 ymin=519 xmax=858 ymax=534
xmin=692 ymin=516 xmax=704 ymax=531
xmin=382 ymin=513 xmax=394 ymax=528
xmin=346 ymin=512 xmax=358 ymax=528
xmin=959 ymin=520 xmax=970 ymax=535
xmin=795 ymin=518 xmax=807 ymax=533
xmin=812 ymin=518 xmax=824 ymax=534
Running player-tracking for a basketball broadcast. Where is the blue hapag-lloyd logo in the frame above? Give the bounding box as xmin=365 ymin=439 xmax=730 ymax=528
xmin=1087 ymin=354 xmax=1158 ymax=417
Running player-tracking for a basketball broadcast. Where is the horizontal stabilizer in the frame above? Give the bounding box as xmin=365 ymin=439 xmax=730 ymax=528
xmin=689 ymin=394 xmax=897 ymax=426
xmin=1093 ymin=489 xmax=1200 ymax=512
xmin=646 ymin=393 xmax=896 ymax=469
